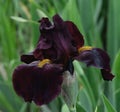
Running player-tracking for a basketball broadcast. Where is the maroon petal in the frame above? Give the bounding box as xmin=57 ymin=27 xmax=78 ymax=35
xmin=76 ymin=48 xmax=110 ymax=70
xmin=12 ymin=62 xmax=63 ymax=105
xmin=34 ymin=14 xmax=78 ymax=64
xmin=21 ymin=52 xmax=37 ymax=64
xmin=52 ymin=14 xmax=78 ymax=61
xmin=33 ymin=17 xmax=54 ymax=60
xmin=33 ymin=37 xmax=52 ymax=60
xmin=75 ymin=48 xmax=114 ymax=80
xmin=53 ymin=14 xmax=65 ymax=29
xmin=39 ymin=17 xmax=53 ymax=31
xmin=101 ymin=69 xmax=114 ymax=81
xmin=36 ymin=38 xmax=52 ymax=50
xmin=65 ymin=21 xmax=84 ymax=48
xmin=34 ymin=44 xmax=57 ymax=62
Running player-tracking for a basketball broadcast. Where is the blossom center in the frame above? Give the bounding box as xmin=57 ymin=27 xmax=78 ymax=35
xmin=38 ymin=59 xmax=51 ymax=68
xmin=78 ymin=46 xmax=93 ymax=53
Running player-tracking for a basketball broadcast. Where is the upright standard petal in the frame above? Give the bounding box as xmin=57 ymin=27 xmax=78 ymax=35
xmin=65 ymin=21 xmax=84 ymax=48
xmin=39 ymin=17 xmax=53 ymax=31
xmin=12 ymin=62 xmax=63 ymax=105
xmin=75 ymin=47 xmax=114 ymax=80
xmin=53 ymin=14 xmax=77 ymax=61
xmin=34 ymin=14 xmax=78 ymax=64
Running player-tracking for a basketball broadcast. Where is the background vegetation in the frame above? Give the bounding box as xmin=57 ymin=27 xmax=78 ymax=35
xmin=0 ymin=0 xmax=120 ymax=112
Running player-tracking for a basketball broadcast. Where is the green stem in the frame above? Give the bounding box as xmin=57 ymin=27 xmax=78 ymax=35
xmin=26 ymin=103 xmax=31 ymax=112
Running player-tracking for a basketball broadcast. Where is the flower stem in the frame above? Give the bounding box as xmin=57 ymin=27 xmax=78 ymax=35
xmin=26 ymin=103 xmax=31 ymax=112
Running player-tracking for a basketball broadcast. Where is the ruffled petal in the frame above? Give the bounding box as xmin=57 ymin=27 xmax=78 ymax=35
xmin=12 ymin=62 xmax=63 ymax=105
xmin=36 ymin=38 xmax=52 ymax=50
xmin=33 ymin=37 xmax=53 ymax=60
xmin=39 ymin=17 xmax=53 ymax=31
xmin=34 ymin=14 xmax=78 ymax=64
xmin=75 ymin=48 xmax=114 ymax=80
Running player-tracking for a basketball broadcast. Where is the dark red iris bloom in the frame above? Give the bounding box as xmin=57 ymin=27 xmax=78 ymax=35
xmin=13 ymin=14 xmax=114 ymax=106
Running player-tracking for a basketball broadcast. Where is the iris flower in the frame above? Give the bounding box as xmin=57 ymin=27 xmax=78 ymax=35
xmin=13 ymin=14 xmax=114 ymax=106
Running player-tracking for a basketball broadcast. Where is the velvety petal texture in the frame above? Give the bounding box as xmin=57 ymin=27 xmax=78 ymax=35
xmin=75 ymin=48 xmax=114 ymax=80
xmin=101 ymin=69 xmax=114 ymax=81
xmin=65 ymin=21 xmax=84 ymax=48
xmin=12 ymin=14 xmax=114 ymax=106
xmin=13 ymin=62 xmax=63 ymax=105
xmin=21 ymin=52 xmax=37 ymax=64
xmin=33 ymin=14 xmax=81 ymax=64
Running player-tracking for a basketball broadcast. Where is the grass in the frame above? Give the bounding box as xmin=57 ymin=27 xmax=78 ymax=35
xmin=0 ymin=0 xmax=120 ymax=112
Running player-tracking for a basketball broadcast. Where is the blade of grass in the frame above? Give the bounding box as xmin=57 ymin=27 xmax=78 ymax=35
xmin=107 ymin=0 xmax=120 ymax=61
xmin=0 ymin=91 xmax=16 ymax=112
xmin=76 ymin=103 xmax=86 ymax=112
xmin=73 ymin=60 xmax=96 ymax=110
xmin=62 ymin=0 xmax=84 ymax=34
xmin=77 ymin=0 xmax=102 ymax=48
xmin=102 ymin=94 xmax=117 ymax=112
xmin=11 ymin=16 xmax=28 ymax=22
xmin=112 ymin=50 xmax=120 ymax=111
xmin=0 ymin=10 xmax=17 ymax=61
xmin=61 ymin=104 xmax=70 ymax=112
xmin=0 ymin=81 xmax=22 ymax=111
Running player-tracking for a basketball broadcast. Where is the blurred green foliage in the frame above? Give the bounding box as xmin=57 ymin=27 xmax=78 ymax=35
xmin=0 ymin=0 xmax=120 ymax=112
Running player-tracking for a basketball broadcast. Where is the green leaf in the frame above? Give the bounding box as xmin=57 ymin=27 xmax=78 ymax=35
xmin=102 ymin=94 xmax=117 ymax=112
xmin=61 ymin=104 xmax=70 ymax=112
xmin=94 ymin=0 xmax=103 ymax=23
xmin=78 ymin=0 xmax=102 ymax=47
xmin=0 ymin=81 xmax=22 ymax=111
xmin=113 ymin=50 xmax=120 ymax=79
xmin=112 ymin=50 xmax=120 ymax=111
xmin=40 ymin=105 xmax=51 ymax=112
xmin=48 ymin=97 xmax=62 ymax=112
xmin=73 ymin=60 xmax=96 ymax=110
xmin=29 ymin=1 xmax=40 ymax=45
xmin=11 ymin=16 xmax=39 ymax=25
xmin=76 ymin=103 xmax=86 ymax=112
xmin=52 ymin=0 xmax=66 ymax=13
xmin=107 ymin=0 xmax=120 ymax=61
xmin=36 ymin=9 xmax=48 ymax=18
xmin=0 ymin=12 xmax=17 ymax=61
xmin=0 ymin=91 xmax=16 ymax=112
xmin=11 ymin=16 xmax=28 ymax=22
xmin=62 ymin=0 xmax=84 ymax=34
xmin=20 ymin=103 xmax=28 ymax=112
xmin=77 ymin=89 xmax=92 ymax=112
